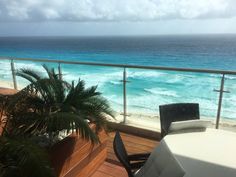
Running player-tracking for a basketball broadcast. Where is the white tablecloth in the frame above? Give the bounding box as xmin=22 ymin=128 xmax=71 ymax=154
xmin=163 ymin=128 xmax=236 ymax=177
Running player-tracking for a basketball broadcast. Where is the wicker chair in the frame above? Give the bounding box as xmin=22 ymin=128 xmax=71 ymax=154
xmin=113 ymin=131 xmax=150 ymax=177
xmin=159 ymin=103 xmax=200 ymax=137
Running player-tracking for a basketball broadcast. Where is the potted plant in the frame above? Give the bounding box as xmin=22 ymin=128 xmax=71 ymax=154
xmin=0 ymin=65 xmax=114 ymax=177
xmin=0 ymin=136 xmax=55 ymax=177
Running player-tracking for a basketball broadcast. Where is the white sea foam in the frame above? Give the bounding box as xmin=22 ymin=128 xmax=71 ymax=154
xmin=127 ymin=70 xmax=165 ymax=79
xmin=209 ymin=74 xmax=236 ymax=81
xmin=0 ymin=60 xmax=63 ymax=88
xmin=0 ymin=60 xmax=47 ymax=75
xmin=226 ymin=76 xmax=236 ymax=80
xmin=164 ymin=74 xmax=186 ymax=83
xmin=144 ymin=88 xmax=179 ymax=97
xmin=0 ymin=60 xmax=13 ymax=76
xmin=127 ymin=94 xmax=174 ymax=112
xmin=109 ymin=80 xmax=122 ymax=85
xmin=63 ymin=70 xmax=122 ymax=87
xmin=1 ymin=60 xmax=236 ymax=120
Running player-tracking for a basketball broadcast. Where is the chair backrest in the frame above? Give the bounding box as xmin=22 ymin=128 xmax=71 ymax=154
xmin=135 ymin=141 xmax=185 ymax=177
xmin=159 ymin=103 xmax=200 ymax=137
xmin=113 ymin=131 xmax=134 ymax=177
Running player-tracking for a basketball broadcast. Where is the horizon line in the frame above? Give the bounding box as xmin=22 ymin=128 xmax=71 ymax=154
xmin=1 ymin=33 xmax=236 ymax=38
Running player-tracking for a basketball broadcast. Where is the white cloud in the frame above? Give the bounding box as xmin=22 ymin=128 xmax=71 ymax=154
xmin=0 ymin=0 xmax=235 ymax=22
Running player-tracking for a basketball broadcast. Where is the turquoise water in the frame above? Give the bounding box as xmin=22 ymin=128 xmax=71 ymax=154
xmin=0 ymin=35 xmax=236 ymax=119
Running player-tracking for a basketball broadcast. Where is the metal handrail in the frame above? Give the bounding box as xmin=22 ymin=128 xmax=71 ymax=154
xmin=1 ymin=56 xmax=236 ymax=75
xmin=1 ymin=56 xmax=236 ymax=129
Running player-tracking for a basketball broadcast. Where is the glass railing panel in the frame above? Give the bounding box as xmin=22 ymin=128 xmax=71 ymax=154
xmin=61 ymin=63 xmax=123 ymax=123
xmin=14 ymin=60 xmax=58 ymax=89
xmin=1 ymin=57 xmax=236 ymax=132
xmin=189 ymin=72 xmax=220 ymax=128
xmin=220 ymin=75 xmax=236 ymax=131
xmin=125 ymin=68 xmax=161 ymax=131
xmin=0 ymin=59 xmax=14 ymax=89
xmin=126 ymin=69 xmax=220 ymax=131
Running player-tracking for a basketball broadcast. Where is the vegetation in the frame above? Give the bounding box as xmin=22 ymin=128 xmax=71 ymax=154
xmin=0 ymin=137 xmax=54 ymax=177
xmin=0 ymin=65 xmax=114 ymax=177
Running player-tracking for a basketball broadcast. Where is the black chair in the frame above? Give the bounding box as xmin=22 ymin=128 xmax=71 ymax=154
xmin=159 ymin=103 xmax=200 ymax=138
xmin=113 ymin=131 xmax=150 ymax=177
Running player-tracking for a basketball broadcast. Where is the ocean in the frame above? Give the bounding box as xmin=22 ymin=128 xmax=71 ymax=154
xmin=0 ymin=34 xmax=236 ymax=121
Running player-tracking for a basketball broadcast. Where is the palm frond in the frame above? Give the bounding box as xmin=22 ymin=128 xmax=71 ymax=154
xmin=4 ymin=64 xmax=114 ymax=144
xmin=16 ymin=68 xmax=42 ymax=83
xmin=46 ymin=112 xmax=99 ymax=143
xmin=0 ymin=137 xmax=55 ymax=177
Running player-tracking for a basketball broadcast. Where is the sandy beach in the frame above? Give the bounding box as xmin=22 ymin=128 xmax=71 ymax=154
xmin=0 ymin=80 xmax=15 ymax=89
xmin=112 ymin=112 xmax=236 ymax=132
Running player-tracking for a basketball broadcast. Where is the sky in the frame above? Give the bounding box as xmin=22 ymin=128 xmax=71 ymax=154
xmin=0 ymin=0 xmax=236 ymax=36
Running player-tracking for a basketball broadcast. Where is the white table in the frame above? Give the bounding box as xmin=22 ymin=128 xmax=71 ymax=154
xmin=163 ymin=128 xmax=236 ymax=177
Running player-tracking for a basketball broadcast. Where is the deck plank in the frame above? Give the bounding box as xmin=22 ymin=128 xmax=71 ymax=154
xmin=91 ymin=162 xmax=127 ymax=177
xmin=106 ymin=131 xmax=159 ymax=164
xmin=92 ymin=131 xmax=159 ymax=177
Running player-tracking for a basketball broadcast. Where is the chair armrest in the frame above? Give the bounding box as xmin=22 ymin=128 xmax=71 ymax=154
xmin=128 ymin=153 xmax=150 ymax=161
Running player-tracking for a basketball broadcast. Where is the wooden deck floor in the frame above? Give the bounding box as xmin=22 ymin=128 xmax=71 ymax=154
xmin=91 ymin=132 xmax=159 ymax=177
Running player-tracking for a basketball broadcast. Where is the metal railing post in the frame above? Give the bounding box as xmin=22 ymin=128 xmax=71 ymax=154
xmin=58 ymin=62 xmax=62 ymax=80
xmin=214 ymin=74 xmax=229 ymax=129
xmin=2 ymin=57 xmax=236 ymax=76
xmin=10 ymin=59 xmax=17 ymax=90
xmin=123 ymin=68 xmax=127 ymax=123
xmin=2 ymin=57 xmax=236 ymax=127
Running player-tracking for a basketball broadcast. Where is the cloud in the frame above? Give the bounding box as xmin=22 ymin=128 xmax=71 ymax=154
xmin=0 ymin=0 xmax=236 ymax=22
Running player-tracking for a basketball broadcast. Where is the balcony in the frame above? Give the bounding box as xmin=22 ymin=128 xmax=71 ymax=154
xmin=1 ymin=57 xmax=236 ymax=131
xmin=0 ymin=57 xmax=236 ymax=177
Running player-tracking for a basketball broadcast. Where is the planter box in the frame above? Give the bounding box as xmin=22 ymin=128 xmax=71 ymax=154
xmin=0 ymin=88 xmax=108 ymax=177
xmin=49 ymin=126 xmax=108 ymax=177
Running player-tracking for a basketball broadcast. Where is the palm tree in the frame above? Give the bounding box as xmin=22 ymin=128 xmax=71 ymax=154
xmin=0 ymin=64 xmax=114 ymax=177
xmin=3 ymin=64 xmax=114 ymax=144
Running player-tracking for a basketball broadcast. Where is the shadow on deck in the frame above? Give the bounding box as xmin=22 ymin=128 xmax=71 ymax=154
xmin=91 ymin=131 xmax=159 ymax=177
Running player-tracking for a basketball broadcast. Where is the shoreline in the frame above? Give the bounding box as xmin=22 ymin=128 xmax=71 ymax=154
xmin=112 ymin=112 xmax=236 ymax=132
xmin=1 ymin=85 xmax=236 ymax=132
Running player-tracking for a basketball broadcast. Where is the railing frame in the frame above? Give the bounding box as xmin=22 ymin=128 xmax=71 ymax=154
xmin=10 ymin=59 xmax=17 ymax=90
xmin=2 ymin=57 xmax=236 ymax=75
xmin=2 ymin=57 xmax=236 ymax=129
xmin=214 ymin=74 xmax=230 ymax=129
xmin=58 ymin=62 xmax=62 ymax=80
